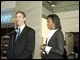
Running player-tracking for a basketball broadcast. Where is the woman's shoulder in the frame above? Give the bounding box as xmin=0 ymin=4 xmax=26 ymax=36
xmin=55 ymin=29 xmax=64 ymax=37
xmin=56 ymin=29 xmax=63 ymax=34
xmin=55 ymin=29 xmax=64 ymax=39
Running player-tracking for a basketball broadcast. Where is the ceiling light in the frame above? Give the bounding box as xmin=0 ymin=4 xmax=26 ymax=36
xmin=51 ymin=4 xmax=55 ymax=7
xmin=48 ymin=1 xmax=52 ymax=3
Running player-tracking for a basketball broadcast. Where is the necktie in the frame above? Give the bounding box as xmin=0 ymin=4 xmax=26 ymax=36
xmin=16 ymin=28 xmax=20 ymax=40
xmin=14 ymin=28 xmax=20 ymax=59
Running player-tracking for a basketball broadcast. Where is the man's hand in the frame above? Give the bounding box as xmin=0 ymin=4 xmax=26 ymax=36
xmin=40 ymin=45 xmax=45 ymax=51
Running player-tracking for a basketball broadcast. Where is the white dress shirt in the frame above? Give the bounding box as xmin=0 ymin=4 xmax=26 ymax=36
xmin=43 ymin=29 xmax=58 ymax=54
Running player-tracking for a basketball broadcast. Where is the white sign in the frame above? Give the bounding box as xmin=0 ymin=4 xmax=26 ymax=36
xmin=1 ymin=15 xmax=12 ymax=23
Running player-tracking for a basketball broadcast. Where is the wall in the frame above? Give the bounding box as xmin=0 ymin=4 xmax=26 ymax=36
xmin=42 ymin=6 xmax=52 ymax=18
xmin=1 ymin=1 xmax=16 ymax=10
xmin=54 ymin=10 xmax=79 ymax=37
xmin=65 ymin=33 xmax=74 ymax=55
xmin=42 ymin=18 xmax=49 ymax=44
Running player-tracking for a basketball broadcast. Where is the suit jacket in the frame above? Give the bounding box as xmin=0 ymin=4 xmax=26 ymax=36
xmin=7 ymin=25 xmax=35 ymax=59
xmin=74 ymin=46 xmax=79 ymax=53
xmin=43 ymin=30 xmax=64 ymax=59
xmin=63 ymin=48 xmax=67 ymax=59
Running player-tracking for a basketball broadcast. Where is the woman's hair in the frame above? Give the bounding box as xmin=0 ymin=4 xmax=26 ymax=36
xmin=47 ymin=14 xmax=62 ymax=30
xmin=16 ymin=11 xmax=26 ymax=18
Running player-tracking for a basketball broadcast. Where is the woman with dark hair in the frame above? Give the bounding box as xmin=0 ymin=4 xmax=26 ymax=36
xmin=40 ymin=14 xmax=64 ymax=59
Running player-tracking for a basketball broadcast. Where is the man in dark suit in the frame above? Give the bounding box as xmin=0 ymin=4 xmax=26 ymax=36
xmin=7 ymin=11 xmax=35 ymax=59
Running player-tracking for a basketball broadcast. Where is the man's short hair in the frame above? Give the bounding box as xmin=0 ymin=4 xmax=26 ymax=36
xmin=16 ymin=11 xmax=26 ymax=18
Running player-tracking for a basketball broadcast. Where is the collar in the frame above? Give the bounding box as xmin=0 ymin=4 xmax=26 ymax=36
xmin=47 ymin=29 xmax=58 ymax=38
xmin=49 ymin=29 xmax=58 ymax=33
xmin=18 ymin=24 xmax=25 ymax=33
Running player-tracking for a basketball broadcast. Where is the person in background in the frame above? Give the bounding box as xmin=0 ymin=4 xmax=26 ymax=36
xmin=40 ymin=14 xmax=64 ymax=59
xmin=63 ymin=40 xmax=67 ymax=59
xmin=74 ymin=42 xmax=79 ymax=59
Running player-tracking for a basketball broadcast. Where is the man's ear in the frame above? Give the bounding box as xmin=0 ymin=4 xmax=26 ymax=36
xmin=24 ymin=18 xmax=26 ymax=21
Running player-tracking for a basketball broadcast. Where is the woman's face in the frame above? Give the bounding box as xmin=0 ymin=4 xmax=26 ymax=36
xmin=47 ymin=17 xmax=55 ymax=30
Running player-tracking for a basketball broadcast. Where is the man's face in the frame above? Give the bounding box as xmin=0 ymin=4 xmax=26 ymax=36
xmin=16 ymin=13 xmax=25 ymax=27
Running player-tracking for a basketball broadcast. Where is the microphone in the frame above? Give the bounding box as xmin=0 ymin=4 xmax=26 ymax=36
xmin=6 ymin=29 xmax=19 ymax=36
xmin=15 ymin=29 xmax=19 ymax=33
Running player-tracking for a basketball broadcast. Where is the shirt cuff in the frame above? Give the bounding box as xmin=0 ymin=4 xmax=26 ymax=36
xmin=42 ymin=51 xmax=45 ymax=54
xmin=44 ymin=46 xmax=52 ymax=54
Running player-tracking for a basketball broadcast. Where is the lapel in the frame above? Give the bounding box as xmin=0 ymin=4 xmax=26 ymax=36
xmin=47 ymin=30 xmax=59 ymax=46
xmin=16 ymin=25 xmax=29 ymax=42
xmin=13 ymin=30 xmax=17 ymax=43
